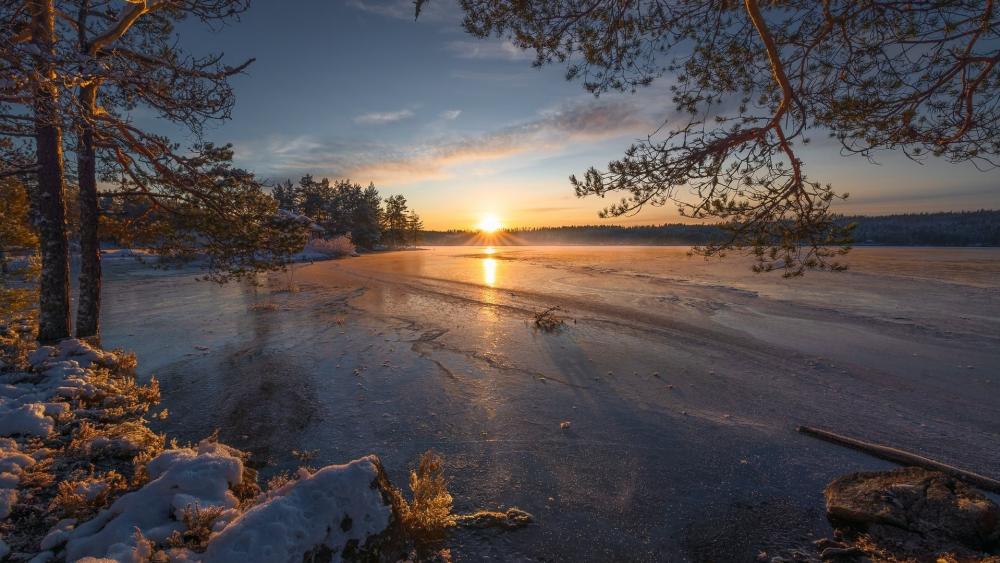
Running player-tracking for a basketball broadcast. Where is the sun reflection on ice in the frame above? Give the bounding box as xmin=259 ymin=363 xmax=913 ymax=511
xmin=482 ymin=256 xmax=497 ymax=287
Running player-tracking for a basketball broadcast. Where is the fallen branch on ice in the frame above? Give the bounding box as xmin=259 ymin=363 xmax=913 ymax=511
xmin=797 ymin=425 xmax=1000 ymax=494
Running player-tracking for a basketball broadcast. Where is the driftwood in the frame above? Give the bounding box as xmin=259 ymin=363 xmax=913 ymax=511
xmin=797 ymin=425 xmax=1000 ymax=495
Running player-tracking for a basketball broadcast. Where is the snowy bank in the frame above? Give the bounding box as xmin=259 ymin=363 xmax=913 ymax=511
xmin=0 ymin=323 xmax=405 ymax=562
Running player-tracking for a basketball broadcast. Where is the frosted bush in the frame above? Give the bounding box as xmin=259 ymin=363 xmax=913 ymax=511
xmin=304 ymin=236 xmax=356 ymax=258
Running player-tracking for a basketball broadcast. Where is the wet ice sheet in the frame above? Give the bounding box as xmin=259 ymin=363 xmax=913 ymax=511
xmin=101 ymin=247 xmax=1000 ymax=562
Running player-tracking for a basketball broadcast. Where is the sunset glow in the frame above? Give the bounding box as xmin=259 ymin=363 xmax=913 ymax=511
xmin=478 ymin=215 xmax=502 ymax=233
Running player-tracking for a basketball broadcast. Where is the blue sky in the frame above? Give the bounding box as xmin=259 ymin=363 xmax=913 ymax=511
xmin=168 ymin=0 xmax=1000 ymax=230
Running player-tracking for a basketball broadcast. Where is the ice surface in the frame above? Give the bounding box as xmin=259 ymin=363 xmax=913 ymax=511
xmin=98 ymin=246 xmax=1000 ymax=560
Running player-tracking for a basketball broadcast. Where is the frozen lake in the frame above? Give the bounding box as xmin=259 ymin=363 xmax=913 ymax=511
xmin=101 ymin=246 xmax=1000 ymax=561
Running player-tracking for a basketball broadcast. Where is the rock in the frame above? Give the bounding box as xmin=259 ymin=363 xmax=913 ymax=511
xmin=825 ymin=467 xmax=1000 ymax=554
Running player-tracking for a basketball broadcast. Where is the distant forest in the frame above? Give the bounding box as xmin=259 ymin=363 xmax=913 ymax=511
xmin=422 ymin=210 xmax=1000 ymax=247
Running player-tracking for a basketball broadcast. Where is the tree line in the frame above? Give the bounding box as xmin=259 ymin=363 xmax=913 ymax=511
xmin=421 ymin=210 xmax=1000 ymax=247
xmin=272 ymin=175 xmax=422 ymax=250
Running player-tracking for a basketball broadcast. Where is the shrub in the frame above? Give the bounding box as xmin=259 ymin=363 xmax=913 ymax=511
xmin=400 ymin=451 xmax=454 ymax=546
xmin=304 ymin=236 xmax=356 ymax=258
xmin=533 ymin=306 xmax=565 ymax=333
xmin=165 ymin=504 xmax=226 ymax=551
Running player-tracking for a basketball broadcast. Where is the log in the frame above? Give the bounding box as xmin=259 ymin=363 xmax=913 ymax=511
xmin=797 ymin=425 xmax=1000 ymax=495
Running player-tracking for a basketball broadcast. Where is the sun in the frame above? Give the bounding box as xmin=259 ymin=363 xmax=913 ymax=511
xmin=477 ymin=214 xmax=502 ymax=233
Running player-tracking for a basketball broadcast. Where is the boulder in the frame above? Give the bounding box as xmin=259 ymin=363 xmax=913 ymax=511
xmin=825 ymin=467 xmax=1000 ymax=554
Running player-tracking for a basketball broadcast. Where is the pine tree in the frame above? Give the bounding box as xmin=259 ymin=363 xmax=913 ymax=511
xmin=382 ymin=195 xmax=409 ymax=249
xmin=405 ymin=211 xmax=424 ymax=247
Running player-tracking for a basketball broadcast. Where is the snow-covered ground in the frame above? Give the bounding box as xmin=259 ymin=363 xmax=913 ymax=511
xmin=101 ymin=246 xmax=1000 ymax=561
xmin=0 ymin=330 xmax=401 ymax=561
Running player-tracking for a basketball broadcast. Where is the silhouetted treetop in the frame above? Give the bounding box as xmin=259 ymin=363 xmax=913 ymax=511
xmin=423 ymin=1 xmax=1000 ymax=275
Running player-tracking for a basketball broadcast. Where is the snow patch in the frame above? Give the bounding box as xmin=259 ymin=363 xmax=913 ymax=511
xmin=66 ymin=441 xmax=243 ymax=561
xmin=203 ymin=456 xmax=393 ymax=563
xmin=0 ymin=338 xmax=118 ymax=437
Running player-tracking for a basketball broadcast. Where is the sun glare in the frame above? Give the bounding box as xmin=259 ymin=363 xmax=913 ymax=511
xmin=478 ymin=215 xmax=502 ymax=233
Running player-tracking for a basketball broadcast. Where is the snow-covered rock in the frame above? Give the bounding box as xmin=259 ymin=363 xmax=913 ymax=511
xmin=66 ymin=441 xmax=244 ymax=561
xmin=203 ymin=455 xmax=403 ymax=563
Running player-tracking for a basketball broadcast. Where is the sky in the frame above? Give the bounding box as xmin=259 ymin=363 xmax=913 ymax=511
xmin=160 ymin=0 xmax=1000 ymax=231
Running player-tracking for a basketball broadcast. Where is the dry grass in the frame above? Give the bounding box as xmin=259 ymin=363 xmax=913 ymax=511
xmin=265 ymin=471 xmax=295 ymax=492
xmin=0 ymin=343 xmax=167 ymax=554
xmin=165 ymin=504 xmax=227 ymax=551
xmin=0 ymin=316 xmax=35 ymax=368
xmin=69 ymin=420 xmax=163 ymax=459
xmin=50 ymin=471 xmax=128 ymax=519
xmin=400 ymin=451 xmax=454 ymax=546
xmin=453 ymin=508 xmax=534 ymax=530
xmin=533 ymin=306 xmax=565 ymax=332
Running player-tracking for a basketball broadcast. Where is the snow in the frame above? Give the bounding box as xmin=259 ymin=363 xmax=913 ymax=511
xmin=101 ymin=248 xmax=154 ymax=260
xmin=202 ymin=456 xmax=393 ymax=563
xmin=0 ymin=403 xmax=53 ymax=436
xmin=66 ymin=441 xmax=244 ymax=561
xmin=0 ymin=438 xmax=35 ymax=517
xmin=0 ymin=338 xmax=116 ymax=438
xmin=3 ymin=337 xmax=399 ymax=561
xmin=40 ymin=518 xmax=77 ymax=550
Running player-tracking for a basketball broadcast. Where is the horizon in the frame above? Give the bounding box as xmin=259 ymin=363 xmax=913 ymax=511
xmin=419 ymin=208 xmax=1000 ymax=232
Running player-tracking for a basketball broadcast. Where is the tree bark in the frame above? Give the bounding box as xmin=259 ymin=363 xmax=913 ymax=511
xmin=76 ymin=83 xmax=101 ymax=341
xmin=31 ymin=0 xmax=71 ymax=343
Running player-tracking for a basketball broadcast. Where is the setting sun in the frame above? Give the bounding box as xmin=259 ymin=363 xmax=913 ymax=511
xmin=477 ymin=214 xmax=502 ymax=233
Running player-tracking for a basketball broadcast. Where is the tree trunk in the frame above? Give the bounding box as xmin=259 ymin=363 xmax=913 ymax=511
xmin=76 ymin=84 xmax=101 ymax=341
xmin=31 ymin=0 xmax=71 ymax=343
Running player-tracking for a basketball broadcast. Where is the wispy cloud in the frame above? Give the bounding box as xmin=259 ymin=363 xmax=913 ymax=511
xmin=354 ymin=109 xmax=415 ymax=125
xmin=447 ymin=40 xmax=533 ymax=62
xmin=350 ymin=98 xmax=650 ymax=183
xmin=439 ymin=109 xmax=462 ymax=120
xmin=248 ymin=97 xmax=653 ymax=185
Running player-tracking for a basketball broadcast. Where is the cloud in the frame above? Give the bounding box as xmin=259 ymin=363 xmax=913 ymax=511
xmin=447 ymin=40 xmax=534 ymax=62
xmin=439 ymin=109 xmax=462 ymax=120
xmin=242 ymin=96 xmax=656 ymax=186
xmin=354 ymin=109 xmax=415 ymax=125
xmin=345 ymin=98 xmax=651 ymax=183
